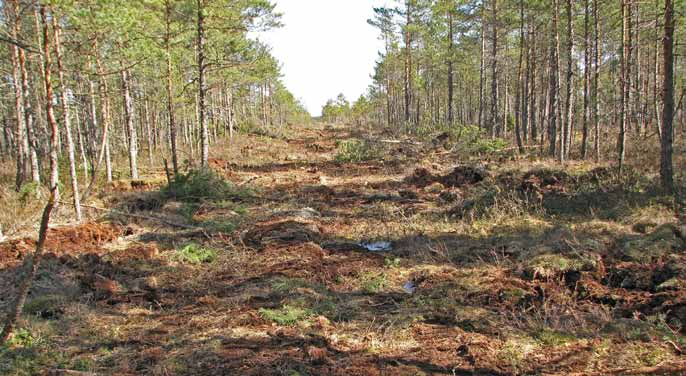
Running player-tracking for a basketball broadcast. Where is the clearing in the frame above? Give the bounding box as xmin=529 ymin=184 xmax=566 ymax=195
xmin=2 ymin=124 xmax=686 ymax=375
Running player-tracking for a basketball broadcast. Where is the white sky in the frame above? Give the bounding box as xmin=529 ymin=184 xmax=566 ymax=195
xmin=259 ymin=0 xmax=387 ymax=116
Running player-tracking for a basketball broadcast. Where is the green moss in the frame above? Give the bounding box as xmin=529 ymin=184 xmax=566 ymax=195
xmin=4 ymin=328 xmax=38 ymax=348
xmin=174 ymin=243 xmax=218 ymax=264
xmin=497 ymin=335 xmax=540 ymax=372
xmin=0 ymin=328 xmax=67 ymax=376
xmin=657 ymin=278 xmax=686 ymax=291
xmin=360 ymin=272 xmax=387 ymax=293
xmin=602 ymin=319 xmax=662 ymax=341
xmin=259 ymin=305 xmax=313 ymax=326
xmin=384 ymin=257 xmax=401 ymax=269
xmin=500 ymin=288 xmax=526 ymax=302
xmin=621 ymin=224 xmax=684 ymax=263
xmin=524 ymin=253 xmax=597 ymax=279
xmin=535 ymin=329 xmax=578 ymax=346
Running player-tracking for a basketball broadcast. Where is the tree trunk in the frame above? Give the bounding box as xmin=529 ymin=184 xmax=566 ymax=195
xmin=165 ymin=0 xmax=179 ymax=176
xmin=582 ymin=0 xmax=590 ymax=158
xmin=0 ymin=184 xmax=56 ymax=345
xmin=197 ymin=0 xmax=209 ymax=167
xmin=514 ymin=0 xmax=525 ymax=153
xmin=503 ymin=49 xmax=510 ymax=138
xmin=17 ymin=15 xmax=40 ymax=184
xmin=143 ymin=96 xmax=153 ymax=165
xmin=7 ymin=0 xmax=26 ymax=191
xmin=74 ymin=103 xmax=89 ymax=182
xmin=40 ymin=4 xmax=60 ymax=220
xmin=593 ymin=0 xmax=601 ymax=162
xmin=120 ymin=68 xmax=139 ymax=179
xmin=31 ymin=4 xmax=50 ymax=157
xmin=549 ymin=0 xmax=561 ymax=157
xmin=478 ymin=6 xmax=486 ymax=129
xmin=52 ymin=13 xmax=81 ymax=221
xmin=227 ymin=90 xmax=235 ymax=140
xmin=529 ymin=22 xmax=538 ymax=143
xmin=447 ymin=10 xmax=454 ymax=125
xmin=618 ymin=0 xmax=630 ymax=173
xmin=82 ymin=45 xmax=112 ymax=200
xmin=660 ymin=0 xmax=674 ymax=192
xmin=654 ymin=0 xmax=662 ymax=140
xmin=542 ymin=41 xmax=551 ymax=151
xmin=490 ymin=0 xmax=499 ymax=138
xmin=562 ymin=0 xmax=574 ymax=162
xmin=415 ymin=63 xmax=421 ymax=126
xmin=2 ymin=5 xmax=61 ymax=344
xmin=404 ymin=0 xmax=413 ymax=125
xmin=633 ymin=3 xmax=643 ymax=135
xmin=523 ymin=21 xmax=531 ymax=144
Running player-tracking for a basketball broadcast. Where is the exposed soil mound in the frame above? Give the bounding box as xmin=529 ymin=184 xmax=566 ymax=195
xmin=242 ymin=220 xmax=323 ymax=248
xmin=440 ymin=165 xmax=488 ymax=187
xmin=521 ymin=169 xmax=571 ymax=194
xmin=406 ymin=165 xmax=488 ymax=188
xmin=0 ymin=223 xmax=122 ymax=266
xmin=405 ymin=167 xmax=437 ymax=187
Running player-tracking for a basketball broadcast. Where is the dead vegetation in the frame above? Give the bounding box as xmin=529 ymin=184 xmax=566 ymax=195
xmin=1 ymin=124 xmax=685 ymax=375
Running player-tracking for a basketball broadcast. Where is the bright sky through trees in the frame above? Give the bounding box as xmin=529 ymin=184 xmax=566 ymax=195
xmin=260 ymin=0 xmax=387 ymax=116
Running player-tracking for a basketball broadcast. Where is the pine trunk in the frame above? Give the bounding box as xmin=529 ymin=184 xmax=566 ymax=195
xmin=490 ymin=0 xmax=499 ymax=138
xmin=582 ymin=0 xmax=590 ymax=158
xmin=197 ymin=0 xmax=209 ymax=167
xmin=52 ymin=14 xmax=81 ymax=221
xmin=1 ymin=5 xmax=61 ymax=344
xmin=660 ymin=0 xmax=674 ymax=192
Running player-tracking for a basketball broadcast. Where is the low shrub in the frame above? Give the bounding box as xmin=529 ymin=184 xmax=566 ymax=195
xmin=335 ymin=139 xmax=378 ymax=163
xmin=163 ymin=168 xmax=250 ymax=202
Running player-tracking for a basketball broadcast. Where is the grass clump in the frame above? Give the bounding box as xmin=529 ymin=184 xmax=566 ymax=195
xmin=174 ymin=243 xmax=218 ymax=264
xmin=0 ymin=327 xmax=67 ymax=376
xmin=472 ymin=138 xmax=509 ymax=154
xmin=4 ymin=328 xmax=38 ymax=348
xmin=451 ymin=125 xmax=509 ymax=155
xmin=361 ymin=272 xmax=387 ymax=293
xmin=163 ymin=168 xmax=250 ymax=202
xmin=18 ymin=182 xmax=45 ymax=203
xmin=23 ymin=295 xmax=64 ymax=318
xmin=524 ymin=253 xmax=597 ymax=280
xmin=201 ymin=218 xmax=238 ymax=233
xmin=535 ymin=329 xmax=578 ymax=346
xmin=259 ymin=305 xmax=313 ymax=326
xmin=498 ymin=335 xmax=540 ymax=372
xmin=335 ymin=139 xmax=378 ymax=163
xmin=271 ymin=277 xmax=309 ymax=293
xmin=384 ymin=257 xmax=401 ymax=269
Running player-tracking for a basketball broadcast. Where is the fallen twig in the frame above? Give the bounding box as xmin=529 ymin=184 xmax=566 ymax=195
xmin=376 ymin=139 xmax=423 ymax=146
xmin=563 ymin=360 xmax=686 ymax=376
xmin=239 ymin=175 xmax=259 ymax=186
xmin=46 ymin=369 xmax=99 ymax=376
xmin=59 ymin=201 xmax=208 ymax=236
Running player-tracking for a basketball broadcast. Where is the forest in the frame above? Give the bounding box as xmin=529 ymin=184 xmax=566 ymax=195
xmin=0 ymin=0 xmax=685 ymax=375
